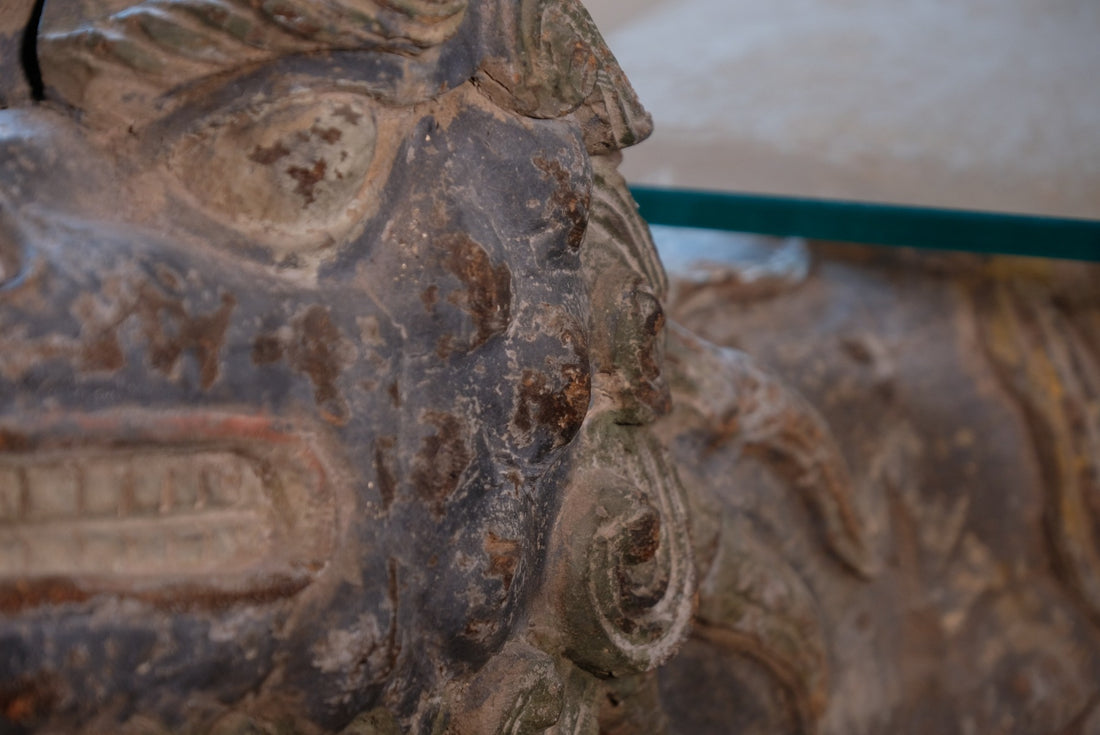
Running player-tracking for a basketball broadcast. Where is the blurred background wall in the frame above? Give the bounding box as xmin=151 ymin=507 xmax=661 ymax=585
xmin=583 ymin=0 xmax=1100 ymax=219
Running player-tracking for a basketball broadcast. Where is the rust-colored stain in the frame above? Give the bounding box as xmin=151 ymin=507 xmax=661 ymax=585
xmin=0 ymin=428 xmax=31 ymax=452
xmin=435 ymin=332 xmax=454 ymax=360
xmin=20 ymin=279 xmax=235 ymax=385
xmin=134 ymin=284 xmax=236 ymax=390
xmin=421 ymin=284 xmax=439 ymax=313
xmin=374 ymin=435 xmax=397 ymax=510
xmin=484 ymin=532 xmax=521 ymax=593
xmin=387 ymin=381 xmax=401 ymax=407
xmin=410 ymin=411 xmax=471 ymax=515
xmin=533 ymin=156 xmax=588 ymax=251
xmin=614 ymin=289 xmax=670 ymax=417
xmin=157 ymin=413 xmax=306 ymax=447
xmin=441 ymin=234 xmax=511 ymax=349
xmin=0 ymin=674 xmax=58 ymax=724
xmin=286 ymin=159 xmax=327 ymax=205
xmin=512 ymin=364 xmax=590 ymax=447
xmin=288 ymin=305 xmax=351 ymax=424
xmin=0 ymin=575 xmax=311 ymax=615
xmin=310 ymin=124 xmax=343 ymax=144
xmin=621 ymin=509 xmax=660 ymax=566
xmin=333 ymin=104 xmax=363 ymax=125
xmin=0 ymin=578 xmax=90 ymax=614
xmin=79 ymin=329 xmax=125 ymax=371
xmin=249 ymin=141 xmax=291 ymax=164
xmin=250 ymin=306 xmax=353 ymax=423
xmin=251 ymin=333 xmax=284 ymax=364
xmin=615 ymin=507 xmax=664 ymax=614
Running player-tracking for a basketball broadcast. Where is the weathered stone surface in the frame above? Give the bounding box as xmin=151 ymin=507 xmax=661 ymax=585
xmin=657 ymin=239 xmax=1100 ymax=734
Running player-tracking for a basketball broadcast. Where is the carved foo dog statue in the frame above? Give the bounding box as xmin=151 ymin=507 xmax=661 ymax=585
xmin=0 ymin=1 xmax=697 ymax=732
xmin=2 ymin=1 xmax=1099 ymax=734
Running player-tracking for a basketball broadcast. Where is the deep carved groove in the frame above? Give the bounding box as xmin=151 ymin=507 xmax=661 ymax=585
xmin=20 ymin=0 xmax=45 ymax=101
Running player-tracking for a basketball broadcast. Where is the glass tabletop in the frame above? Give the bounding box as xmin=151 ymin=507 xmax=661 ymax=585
xmin=585 ymin=0 xmax=1100 ymax=261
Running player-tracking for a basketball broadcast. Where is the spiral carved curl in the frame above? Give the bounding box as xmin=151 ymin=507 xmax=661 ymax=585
xmin=543 ymin=416 xmax=696 ymax=679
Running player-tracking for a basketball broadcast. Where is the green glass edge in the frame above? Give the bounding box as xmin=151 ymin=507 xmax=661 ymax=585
xmin=629 ymin=186 xmax=1100 ymax=262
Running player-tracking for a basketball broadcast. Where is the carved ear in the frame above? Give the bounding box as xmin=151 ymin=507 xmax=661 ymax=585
xmin=475 ymin=0 xmax=653 ymax=154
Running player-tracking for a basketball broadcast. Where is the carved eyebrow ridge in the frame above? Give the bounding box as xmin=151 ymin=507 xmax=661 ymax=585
xmin=34 ymin=0 xmax=469 ymax=125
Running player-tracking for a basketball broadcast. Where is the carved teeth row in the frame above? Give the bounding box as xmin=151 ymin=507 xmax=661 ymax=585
xmin=0 ymin=452 xmax=262 ymax=522
xmin=0 ymin=448 xmax=332 ymax=580
xmin=0 ymin=512 xmax=267 ymax=578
